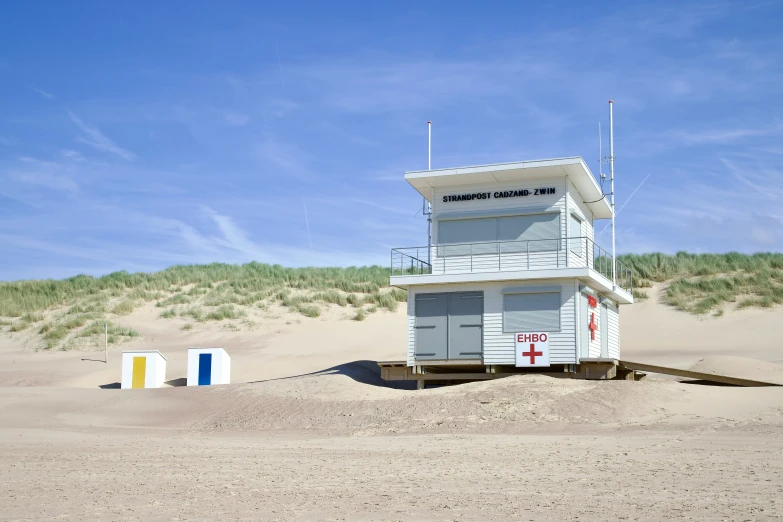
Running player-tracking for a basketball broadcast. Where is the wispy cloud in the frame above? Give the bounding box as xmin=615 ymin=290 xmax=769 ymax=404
xmin=66 ymin=110 xmax=136 ymax=161
xmin=222 ymin=111 xmax=250 ymax=126
xmin=255 ymin=134 xmax=309 ymax=175
xmin=7 ymin=156 xmax=79 ymax=193
xmin=32 ymin=87 xmax=54 ymax=99
xmin=671 ymin=123 xmax=783 ymax=145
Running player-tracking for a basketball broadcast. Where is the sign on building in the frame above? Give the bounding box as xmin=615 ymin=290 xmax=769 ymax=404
xmin=514 ymin=332 xmax=550 ymax=367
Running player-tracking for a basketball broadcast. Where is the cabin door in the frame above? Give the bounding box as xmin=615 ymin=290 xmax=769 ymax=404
xmin=414 ymin=292 xmax=483 ymax=361
xmin=448 ymin=292 xmax=483 ymax=360
xmin=414 ymin=294 xmax=449 ymax=360
xmin=579 ymin=293 xmax=590 ymax=359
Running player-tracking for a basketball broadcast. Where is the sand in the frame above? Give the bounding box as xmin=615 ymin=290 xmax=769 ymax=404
xmin=2 ymin=284 xmax=783 ymax=520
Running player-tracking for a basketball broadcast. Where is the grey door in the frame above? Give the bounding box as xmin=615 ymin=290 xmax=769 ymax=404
xmin=448 ymin=292 xmax=483 ymax=359
xmin=600 ymin=303 xmax=609 ymax=358
xmin=579 ymin=293 xmax=589 ymax=359
xmin=414 ymin=294 xmax=448 ymax=360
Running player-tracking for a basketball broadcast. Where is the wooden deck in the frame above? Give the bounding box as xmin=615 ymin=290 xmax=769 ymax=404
xmin=618 ymin=360 xmax=782 ymax=387
xmin=378 ymin=359 xmax=783 ymax=388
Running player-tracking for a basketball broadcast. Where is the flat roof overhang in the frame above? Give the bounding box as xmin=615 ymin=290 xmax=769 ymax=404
xmin=390 ymin=267 xmax=633 ymax=305
xmin=405 ymin=156 xmax=613 ymax=219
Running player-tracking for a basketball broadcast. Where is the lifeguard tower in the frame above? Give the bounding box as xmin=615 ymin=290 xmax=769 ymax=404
xmin=381 ymin=155 xmax=635 ymax=387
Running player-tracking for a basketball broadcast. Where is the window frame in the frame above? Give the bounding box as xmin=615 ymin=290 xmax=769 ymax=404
xmin=502 ymin=289 xmax=562 ymax=333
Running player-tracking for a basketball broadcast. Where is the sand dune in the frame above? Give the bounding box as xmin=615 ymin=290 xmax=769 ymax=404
xmin=2 ymin=285 xmax=783 ymax=520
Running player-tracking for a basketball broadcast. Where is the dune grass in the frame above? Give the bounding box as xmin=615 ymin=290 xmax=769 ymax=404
xmin=0 ymin=263 xmax=392 ymax=317
xmin=619 ymin=252 xmax=783 ymax=314
xmin=78 ymin=320 xmax=139 ymax=344
xmin=5 ymin=253 xmax=778 ymax=345
xmin=0 ymin=262 xmax=404 ymax=348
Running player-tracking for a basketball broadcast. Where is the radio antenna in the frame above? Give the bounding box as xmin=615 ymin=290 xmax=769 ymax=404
xmin=609 ymin=101 xmax=616 ymax=288
xmin=599 ymin=122 xmax=605 ymax=181
xmin=425 ymin=121 xmax=433 ymax=266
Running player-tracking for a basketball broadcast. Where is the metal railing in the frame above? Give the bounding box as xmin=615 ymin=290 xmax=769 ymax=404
xmin=390 ymin=236 xmax=633 ymax=294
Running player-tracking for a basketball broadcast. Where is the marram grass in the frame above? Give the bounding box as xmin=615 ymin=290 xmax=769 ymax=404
xmin=618 ymin=252 xmax=783 ymax=314
xmin=0 ymin=262 xmax=402 ymax=350
xmin=0 ymin=262 xmax=394 ymax=317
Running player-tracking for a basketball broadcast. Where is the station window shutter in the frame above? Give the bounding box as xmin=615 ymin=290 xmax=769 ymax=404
xmin=498 ymin=214 xmax=560 ymax=252
xmin=437 ymin=217 xmax=497 ymax=256
xmin=503 ymin=292 xmax=561 ymax=332
xmin=437 ymin=213 xmax=560 ymax=255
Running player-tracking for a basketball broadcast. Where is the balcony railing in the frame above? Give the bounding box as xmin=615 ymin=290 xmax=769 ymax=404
xmin=390 ymin=236 xmax=633 ymax=294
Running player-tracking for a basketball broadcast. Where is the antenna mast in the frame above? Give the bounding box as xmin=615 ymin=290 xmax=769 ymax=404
xmin=608 ymin=101 xmax=616 ymax=287
xmin=599 ymin=122 xmax=604 ymax=181
xmin=426 ymin=121 xmax=432 ymax=266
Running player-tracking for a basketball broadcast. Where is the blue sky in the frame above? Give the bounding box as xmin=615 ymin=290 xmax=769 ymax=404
xmin=1 ymin=1 xmax=782 ymax=280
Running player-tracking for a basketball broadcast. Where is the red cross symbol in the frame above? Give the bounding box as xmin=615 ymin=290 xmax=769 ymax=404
xmin=522 ymin=343 xmax=543 ymax=364
xmin=588 ymin=312 xmax=598 ymax=340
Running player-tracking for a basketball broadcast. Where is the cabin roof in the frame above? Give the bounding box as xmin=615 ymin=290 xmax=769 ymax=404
xmin=405 ymin=156 xmax=613 ymax=219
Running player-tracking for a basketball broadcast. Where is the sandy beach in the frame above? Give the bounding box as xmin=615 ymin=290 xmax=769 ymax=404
xmin=2 ymin=284 xmax=783 ymax=521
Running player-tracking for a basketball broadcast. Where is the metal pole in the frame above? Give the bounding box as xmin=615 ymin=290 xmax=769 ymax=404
xmin=104 ymin=323 xmax=108 ymax=363
xmin=426 ymin=121 xmax=432 ymax=268
xmin=428 ymin=121 xmax=431 ymax=170
xmin=599 ymin=122 xmax=603 ymax=180
xmin=609 ymin=101 xmax=616 ymax=287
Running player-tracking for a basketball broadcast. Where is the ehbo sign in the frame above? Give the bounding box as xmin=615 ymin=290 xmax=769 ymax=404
xmin=514 ymin=332 xmax=550 ymax=367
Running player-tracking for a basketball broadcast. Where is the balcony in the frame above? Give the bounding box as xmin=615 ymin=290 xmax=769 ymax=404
xmin=390 ymin=236 xmax=633 ymax=301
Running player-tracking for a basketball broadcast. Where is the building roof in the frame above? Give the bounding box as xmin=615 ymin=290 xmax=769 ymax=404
xmin=122 ymin=350 xmax=167 ymax=361
xmin=405 ymin=156 xmax=613 ymax=219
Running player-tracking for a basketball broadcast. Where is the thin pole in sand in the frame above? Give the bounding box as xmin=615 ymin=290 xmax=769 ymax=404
xmin=104 ymin=323 xmax=108 ymax=363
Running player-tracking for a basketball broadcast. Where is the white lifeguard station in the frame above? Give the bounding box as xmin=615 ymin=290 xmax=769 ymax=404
xmin=121 ymin=350 xmax=167 ymax=389
xmin=381 ymin=156 xmax=634 ymax=386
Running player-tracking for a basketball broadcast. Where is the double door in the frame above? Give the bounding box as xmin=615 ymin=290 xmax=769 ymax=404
xmin=414 ymin=292 xmax=483 ymax=361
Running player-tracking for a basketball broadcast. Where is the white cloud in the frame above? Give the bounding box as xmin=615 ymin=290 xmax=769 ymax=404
xmin=255 ymin=134 xmax=310 ymax=175
xmin=32 ymin=87 xmax=54 ymax=99
xmin=67 ymin=111 xmax=136 ymax=161
xmin=673 ymin=124 xmax=783 ymax=145
xmin=222 ymin=111 xmax=250 ymax=126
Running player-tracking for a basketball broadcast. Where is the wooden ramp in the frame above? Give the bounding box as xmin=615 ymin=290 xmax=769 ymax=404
xmin=618 ymin=360 xmax=782 ymax=387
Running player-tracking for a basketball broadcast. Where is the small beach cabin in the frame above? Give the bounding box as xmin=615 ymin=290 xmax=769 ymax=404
xmin=387 ymin=157 xmax=634 ymax=383
xmin=187 ymin=347 xmax=231 ymax=386
xmin=121 ymin=350 xmax=167 ymax=389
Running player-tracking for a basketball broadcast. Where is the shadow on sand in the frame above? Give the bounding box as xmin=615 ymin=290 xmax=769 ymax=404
xmin=98 ymin=361 xmax=415 ymax=390
xmin=680 ymin=379 xmax=740 ymax=387
xmin=249 ymin=360 xmax=416 ymax=390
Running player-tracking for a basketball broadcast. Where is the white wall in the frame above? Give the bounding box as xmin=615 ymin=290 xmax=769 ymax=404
xmin=121 ymin=351 xmax=166 ymax=389
xmin=428 ymin=177 xmax=601 ymax=272
xmin=566 ymin=180 xmax=596 ymax=268
xmin=187 ymin=348 xmax=231 ymax=386
xmin=432 ymin=178 xmax=566 ymax=220
xmin=606 ymin=302 xmax=620 ymax=359
xmin=406 ymin=278 xmax=579 ymax=366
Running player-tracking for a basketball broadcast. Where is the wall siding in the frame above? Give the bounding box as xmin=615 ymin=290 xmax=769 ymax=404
xmin=566 ymin=180 xmax=597 ymax=268
xmin=607 ymin=301 xmax=620 ymax=359
xmin=406 ymin=292 xmax=415 ymax=366
xmin=433 ymin=179 xmax=567 ymax=244
xmin=406 ymin=278 xmax=579 ymax=366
